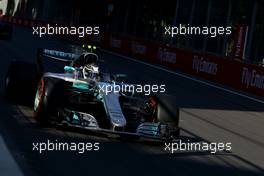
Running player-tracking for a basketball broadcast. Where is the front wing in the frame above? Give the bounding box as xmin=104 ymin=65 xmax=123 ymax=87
xmin=54 ymin=108 xmax=179 ymax=141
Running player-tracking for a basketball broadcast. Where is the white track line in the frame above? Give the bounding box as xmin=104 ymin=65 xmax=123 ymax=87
xmin=102 ymin=49 xmax=264 ymax=104
xmin=0 ymin=136 xmax=24 ymax=176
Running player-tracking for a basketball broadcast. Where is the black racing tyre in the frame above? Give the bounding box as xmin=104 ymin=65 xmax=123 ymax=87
xmin=5 ymin=26 xmax=13 ymax=40
xmin=155 ymin=94 xmax=180 ymax=138
xmin=33 ymin=77 xmax=64 ymax=124
xmin=0 ymin=24 xmax=13 ymax=40
xmin=5 ymin=60 xmax=38 ymax=104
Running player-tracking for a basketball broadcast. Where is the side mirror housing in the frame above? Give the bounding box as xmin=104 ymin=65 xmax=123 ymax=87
xmin=116 ymin=74 xmax=127 ymax=78
xmin=112 ymin=74 xmax=127 ymax=82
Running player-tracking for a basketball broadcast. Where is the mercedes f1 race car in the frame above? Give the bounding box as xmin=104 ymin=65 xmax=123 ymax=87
xmin=5 ymin=46 xmax=180 ymax=141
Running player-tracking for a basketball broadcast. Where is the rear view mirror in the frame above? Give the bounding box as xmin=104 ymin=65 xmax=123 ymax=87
xmin=112 ymin=74 xmax=128 ymax=82
xmin=116 ymin=74 xmax=127 ymax=78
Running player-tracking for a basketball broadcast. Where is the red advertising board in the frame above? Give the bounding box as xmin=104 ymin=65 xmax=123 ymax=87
xmin=101 ymin=33 xmax=264 ymax=97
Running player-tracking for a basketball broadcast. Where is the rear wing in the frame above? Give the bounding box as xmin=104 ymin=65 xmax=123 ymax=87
xmin=37 ymin=48 xmax=77 ymax=62
xmin=36 ymin=48 xmax=78 ymax=74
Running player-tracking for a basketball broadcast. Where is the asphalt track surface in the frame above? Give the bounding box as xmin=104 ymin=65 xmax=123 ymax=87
xmin=0 ymin=26 xmax=264 ymax=176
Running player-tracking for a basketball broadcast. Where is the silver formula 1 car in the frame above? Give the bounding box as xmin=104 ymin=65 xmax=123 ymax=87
xmin=5 ymin=46 xmax=180 ymax=141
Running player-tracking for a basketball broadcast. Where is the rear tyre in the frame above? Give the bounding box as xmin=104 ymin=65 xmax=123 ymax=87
xmin=0 ymin=25 xmax=13 ymax=40
xmin=5 ymin=61 xmax=38 ymax=104
xmin=5 ymin=26 xmax=12 ymax=40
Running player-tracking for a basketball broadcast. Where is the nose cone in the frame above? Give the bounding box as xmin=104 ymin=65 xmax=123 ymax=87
xmin=102 ymin=90 xmax=127 ymax=129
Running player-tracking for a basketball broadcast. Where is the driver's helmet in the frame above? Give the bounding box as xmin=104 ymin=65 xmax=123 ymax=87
xmin=72 ymin=52 xmax=99 ymax=79
xmin=76 ymin=53 xmax=99 ymax=79
xmin=73 ymin=52 xmax=98 ymax=67
xmin=83 ymin=64 xmax=99 ymax=79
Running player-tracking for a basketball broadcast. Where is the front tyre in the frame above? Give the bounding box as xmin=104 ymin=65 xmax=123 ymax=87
xmin=34 ymin=77 xmax=62 ymax=124
xmin=153 ymin=95 xmax=180 ymax=139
